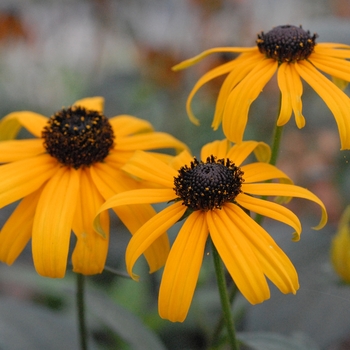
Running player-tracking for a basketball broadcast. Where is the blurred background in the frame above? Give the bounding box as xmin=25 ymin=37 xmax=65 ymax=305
xmin=0 ymin=0 xmax=350 ymax=349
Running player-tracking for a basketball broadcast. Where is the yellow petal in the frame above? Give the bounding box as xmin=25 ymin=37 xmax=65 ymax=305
xmin=242 ymin=183 xmax=327 ymax=229
xmin=226 ymin=141 xmax=271 ymax=166
xmin=207 ymin=209 xmax=270 ymax=304
xmin=296 ymin=60 xmax=350 ymax=150
xmin=73 ymin=96 xmax=104 ymax=113
xmin=277 ymin=63 xmax=293 ymax=126
xmin=0 ymin=111 xmax=47 ymax=138
xmin=225 ymin=203 xmax=299 ymax=293
xmin=200 ymin=139 xmax=230 ymax=160
xmin=236 ymin=193 xmax=302 ymax=240
xmin=314 ymin=44 xmax=350 ymax=59
xmin=110 ymin=115 xmax=153 ymax=136
xmin=158 ymin=211 xmax=208 ymax=322
xmin=32 ymin=167 xmax=80 ymax=278
xmin=115 ymin=132 xmax=188 ymax=153
xmin=0 ymin=187 xmax=43 ymax=264
xmin=172 ymin=46 xmax=257 ymax=71
xmin=222 ymin=59 xmax=278 ymax=143
xmin=0 ymin=139 xmax=45 ymax=162
xmin=169 ymin=150 xmax=193 ymax=170
xmin=241 ymin=162 xmax=291 ymax=183
xmin=0 ymin=154 xmax=58 ymax=209
xmin=125 ymin=202 xmax=186 ymax=280
xmin=72 ymin=169 xmax=109 ymax=275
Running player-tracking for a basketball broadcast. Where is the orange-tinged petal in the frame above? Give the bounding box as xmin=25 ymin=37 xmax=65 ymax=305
xmin=296 ymin=60 xmax=350 ymax=149
xmin=242 ymin=183 xmax=327 ymax=229
xmin=72 ymin=169 xmax=109 ymax=275
xmin=207 ymin=209 xmax=270 ymax=304
xmin=222 ymin=59 xmax=277 ymax=143
xmin=0 ymin=154 xmax=58 ymax=209
xmin=200 ymin=139 xmax=230 ymax=160
xmin=110 ymin=115 xmax=153 ymax=137
xmin=241 ymin=162 xmax=291 ymax=183
xmin=32 ymin=167 xmax=80 ymax=278
xmin=73 ymin=96 xmax=104 ymax=113
xmin=236 ymin=193 xmax=301 ymax=240
xmin=0 ymin=187 xmax=43 ymax=265
xmin=0 ymin=139 xmax=45 ymax=162
xmin=226 ymin=141 xmax=271 ymax=166
xmin=126 ymin=202 xmax=186 ymax=280
xmin=115 ymin=132 xmax=188 ymax=153
xmin=158 ymin=211 xmax=208 ymax=322
xmin=225 ymin=203 xmax=299 ymax=293
xmin=122 ymin=150 xmax=177 ymax=188
xmin=169 ymin=150 xmax=193 ymax=171
xmin=0 ymin=111 xmax=47 ymax=138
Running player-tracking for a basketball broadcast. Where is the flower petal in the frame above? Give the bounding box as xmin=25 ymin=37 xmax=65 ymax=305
xmin=200 ymin=139 xmax=230 ymax=160
xmin=73 ymin=97 xmax=104 ymax=113
xmin=125 ymin=202 xmax=186 ymax=280
xmin=236 ymin=193 xmax=302 ymax=241
xmin=242 ymin=183 xmax=327 ymax=229
xmin=314 ymin=43 xmax=350 ymax=59
xmin=158 ymin=211 xmax=208 ymax=322
xmin=226 ymin=141 xmax=271 ymax=166
xmin=241 ymin=162 xmax=292 ymax=183
xmin=225 ymin=203 xmax=299 ymax=294
xmin=32 ymin=167 xmax=80 ymax=278
xmin=110 ymin=115 xmax=153 ymax=137
xmin=0 ymin=187 xmax=43 ymax=264
xmin=0 ymin=139 xmax=45 ymax=162
xmin=207 ymin=208 xmax=270 ymax=304
xmin=0 ymin=154 xmax=58 ymax=209
xmin=0 ymin=111 xmax=47 ymax=138
xmin=72 ymin=169 xmax=109 ymax=275
xmin=222 ymin=59 xmax=277 ymax=143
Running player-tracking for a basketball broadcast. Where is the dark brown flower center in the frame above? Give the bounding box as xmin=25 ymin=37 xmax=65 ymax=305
xmin=256 ymin=25 xmax=317 ymax=63
xmin=174 ymin=155 xmax=244 ymax=211
xmin=42 ymin=106 xmax=115 ymax=169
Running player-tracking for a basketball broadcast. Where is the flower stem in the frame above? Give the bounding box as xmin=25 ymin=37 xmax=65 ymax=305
xmin=211 ymin=239 xmax=239 ymax=350
xmin=269 ymin=124 xmax=284 ymax=166
xmin=77 ymin=273 xmax=88 ymax=350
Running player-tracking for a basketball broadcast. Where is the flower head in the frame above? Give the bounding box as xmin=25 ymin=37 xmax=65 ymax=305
xmin=174 ymin=24 xmax=350 ymax=149
xmin=95 ymin=139 xmax=327 ymax=322
xmin=0 ymin=97 xmax=188 ymax=278
xmin=331 ymin=205 xmax=350 ymax=283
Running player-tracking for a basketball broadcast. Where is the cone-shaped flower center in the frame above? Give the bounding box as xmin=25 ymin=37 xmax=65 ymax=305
xmin=174 ymin=155 xmax=244 ymax=211
xmin=42 ymin=106 xmax=115 ymax=169
xmin=256 ymin=25 xmax=317 ymax=63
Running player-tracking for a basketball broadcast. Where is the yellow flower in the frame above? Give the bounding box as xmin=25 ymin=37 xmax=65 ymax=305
xmin=173 ymin=25 xmax=350 ymax=149
xmin=95 ymin=139 xmax=327 ymax=322
xmin=0 ymin=97 xmax=188 ymax=278
xmin=331 ymin=205 xmax=350 ymax=283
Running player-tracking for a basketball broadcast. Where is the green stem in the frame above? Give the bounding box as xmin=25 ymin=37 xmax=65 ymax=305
xmin=269 ymin=124 xmax=284 ymax=166
xmin=77 ymin=273 xmax=88 ymax=350
xmin=211 ymin=239 xmax=239 ymax=350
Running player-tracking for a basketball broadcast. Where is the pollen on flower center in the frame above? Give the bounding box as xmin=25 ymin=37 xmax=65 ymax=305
xmin=42 ymin=106 xmax=115 ymax=169
xmin=256 ymin=25 xmax=318 ymax=63
xmin=174 ymin=155 xmax=244 ymax=211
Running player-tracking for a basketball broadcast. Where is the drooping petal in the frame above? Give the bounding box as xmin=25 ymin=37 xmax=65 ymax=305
xmin=0 ymin=139 xmax=45 ymax=162
xmin=225 ymin=203 xmax=299 ymax=294
xmin=0 ymin=154 xmax=58 ymax=209
xmin=32 ymin=167 xmax=80 ymax=278
xmin=296 ymin=60 xmax=350 ymax=149
xmin=125 ymin=202 xmax=186 ymax=280
xmin=158 ymin=211 xmax=208 ymax=322
xmin=200 ymin=139 xmax=230 ymax=160
xmin=207 ymin=209 xmax=270 ymax=304
xmin=121 ymin=150 xmax=177 ymax=188
xmin=0 ymin=111 xmax=47 ymax=138
xmin=242 ymin=183 xmax=327 ymax=229
xmin=115 ymin=132 xmax=188 ymax=153
xmin=222 ymin=59 xmax=277 ymax=143
xmin=277 ymin=63 xmax=293 ymax=126
xmin=110 ymin=115 xmax=153 ymax=137
xmin=236 ymin=193 xmax=302 ymax=241
xmin=241 ymin=162 xmax=292 ymax=183
xmin=72 ymin=169 xmax=109 ymax=275
xmin=226 ymin=141 xmax=271 ymax=166
xmin=73 ymin=96 xmax=104 ymax=113
xmin=0 ymin=187 xmax=43 ymax=265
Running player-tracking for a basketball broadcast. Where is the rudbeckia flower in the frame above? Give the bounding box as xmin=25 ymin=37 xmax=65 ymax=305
xmin=95 ymin=139 xmax=327 ymax=322
xmin=331 ymin=205 xmax=350 ymax=283
xmin=0 ymin=97 xmax=187 ymax=278
xmin=173 ymin=24 xmax=350 ymax=149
